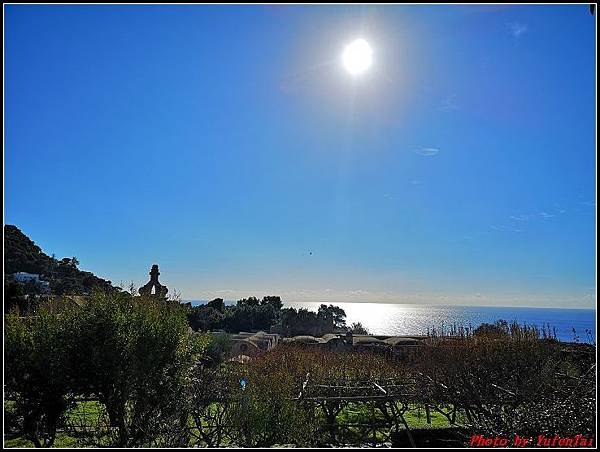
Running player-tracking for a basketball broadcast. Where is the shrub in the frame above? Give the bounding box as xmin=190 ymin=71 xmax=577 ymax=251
xmin=418 ymin=329 xmax=596 ymax=438
xmin=473 ymin=319 xmax=510 ymax=337
xmin=226 ymin=361 xmax=316 ymax=447
xmin=204 ymin=332 xmax=232 ymax=366
xmin=189 ymin=363 xmax=238 ymax=447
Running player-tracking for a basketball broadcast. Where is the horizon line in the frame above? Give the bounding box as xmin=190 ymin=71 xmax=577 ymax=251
xmin=183 ymin=299 xmax=596 ymax=311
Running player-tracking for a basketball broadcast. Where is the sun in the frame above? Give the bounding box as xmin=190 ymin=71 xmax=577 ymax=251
xmin=342 ymin=38 xmax=373 ymax=75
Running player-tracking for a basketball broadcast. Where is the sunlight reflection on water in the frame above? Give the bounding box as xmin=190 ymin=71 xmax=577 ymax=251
xmin=284 ymin=302 xmax=596 ymax=342
xmin=188 ymin=300 xmax=596 ymax=342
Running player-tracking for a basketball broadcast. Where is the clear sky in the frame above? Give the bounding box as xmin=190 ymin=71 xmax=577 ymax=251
xmin=5 ymin=5 xmax=596 ymax=308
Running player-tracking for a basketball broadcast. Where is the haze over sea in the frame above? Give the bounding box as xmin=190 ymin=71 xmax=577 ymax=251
xmin=188 ymin=301 xmax=595 ymax=343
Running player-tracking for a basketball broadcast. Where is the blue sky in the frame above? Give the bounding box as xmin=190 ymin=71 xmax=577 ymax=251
xmin=5 ymin=5 xmax=596 ymax=307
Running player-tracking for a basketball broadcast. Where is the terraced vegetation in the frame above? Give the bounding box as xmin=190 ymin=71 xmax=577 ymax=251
xmin=4 ymin=292 xmax=596 ymax=448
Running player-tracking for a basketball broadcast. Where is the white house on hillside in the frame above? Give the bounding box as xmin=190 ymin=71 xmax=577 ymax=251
xmin=11 ymin=272 xmax=51 ymax=292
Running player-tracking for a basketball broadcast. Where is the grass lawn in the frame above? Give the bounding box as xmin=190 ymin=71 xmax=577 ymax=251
xmin=4 ymin=433 xmax=79 ymax=448
xmin=339 ymin=402 xmax=464 ymax=429
xmin=5 ymin=400 xmax=464 ymax=448
xmin=4 ymin=400 xmax=107 ymax=448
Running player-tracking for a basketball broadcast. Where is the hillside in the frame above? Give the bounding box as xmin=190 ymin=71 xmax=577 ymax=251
xmin=4 ymin=225 xmax=118 ymax=295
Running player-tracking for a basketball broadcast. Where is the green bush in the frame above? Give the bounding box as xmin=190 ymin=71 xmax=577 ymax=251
xmin=226 ymin=365 xmax=316 ymax=447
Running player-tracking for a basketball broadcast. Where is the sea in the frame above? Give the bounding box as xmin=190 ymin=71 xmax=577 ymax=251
xmin=187 ymin=300 xmax=596 ymax=343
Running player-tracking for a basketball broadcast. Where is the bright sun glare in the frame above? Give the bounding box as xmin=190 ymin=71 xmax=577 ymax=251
xmin=342 ymin=38 xmax=373 ymax=75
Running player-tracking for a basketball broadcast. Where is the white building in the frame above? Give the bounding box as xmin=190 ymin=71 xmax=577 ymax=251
xmin=11 ymin=272 xmax=51 ymax=292
xmin=12 ymin=272 xmax=42 ymax=283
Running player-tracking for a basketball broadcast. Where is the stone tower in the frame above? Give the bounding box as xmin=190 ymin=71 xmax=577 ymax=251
xmin=139 ymin=264 xmax=168 ymax=298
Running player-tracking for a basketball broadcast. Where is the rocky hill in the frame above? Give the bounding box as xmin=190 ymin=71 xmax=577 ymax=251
xmin=4 ymin=224 xmax=118 ymax=295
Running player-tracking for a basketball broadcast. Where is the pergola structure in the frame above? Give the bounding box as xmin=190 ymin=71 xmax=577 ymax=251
xmin=294 ymin=374 xmax=424 ymax=447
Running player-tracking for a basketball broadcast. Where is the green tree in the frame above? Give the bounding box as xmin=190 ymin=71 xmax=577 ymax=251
xmin=5 ymin=308 xmax=74 ymax=447
xmin=317 ymin=304 xmax=347 ymax=333
xmin=237 ymin=297 xmax=260 ymax=307
xmin=261 ymin=295 xmax=283 ymax=310
xmin=67 ymin=291 xmax=196 ymax=447
xmin=189 ymin=305 xmax=225 ymax=331
xmin=224 ymin=303 xmax=278 ymax=333
xmin=348 ymin=322 xmax=369 ymax=334
xmin=207 ymin=297 xmax=226 ymax=313
xmin=280 ymin=307 xmax=322 ymax=336
xmin=4 ymin=276 xmax=25 ymax=314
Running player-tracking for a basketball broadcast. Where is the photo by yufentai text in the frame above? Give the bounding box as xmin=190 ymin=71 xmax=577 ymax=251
xmin=469 ymin=434 xmax=594 ymax=448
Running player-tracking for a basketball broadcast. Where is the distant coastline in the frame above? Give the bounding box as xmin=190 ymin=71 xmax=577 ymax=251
xmin=186 ymin=300 xmax=595 ymax=310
